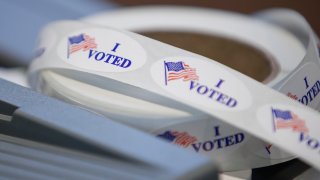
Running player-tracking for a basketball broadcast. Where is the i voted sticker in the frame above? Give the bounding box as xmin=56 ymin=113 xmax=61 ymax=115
xmin=257 ymin=104 xmax=320 ymax=160
xmin=279 ymin=62 xmax=320 ymax=109
xmin=154 ymin=119 xmax=247 ymax=162
xmin=151 ymin=57 xmax=252 ymax=111
xmin=57 ymin=28 xmax=147 ymax=72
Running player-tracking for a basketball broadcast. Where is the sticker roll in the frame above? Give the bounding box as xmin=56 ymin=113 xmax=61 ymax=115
xmin=28 ymin=7 xmax=320 ymax=171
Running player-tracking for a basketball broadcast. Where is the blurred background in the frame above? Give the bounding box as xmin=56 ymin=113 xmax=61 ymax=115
xmin=0 ymin=0 xmax=318 ymax=67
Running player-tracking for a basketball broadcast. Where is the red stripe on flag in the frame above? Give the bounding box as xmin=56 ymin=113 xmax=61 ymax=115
xmin=69 ymin=34 xmax=97 ymax=55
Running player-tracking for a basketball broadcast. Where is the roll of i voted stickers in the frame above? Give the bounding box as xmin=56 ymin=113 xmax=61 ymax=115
xmin=28 ymin=7 xmax=320 ymax=171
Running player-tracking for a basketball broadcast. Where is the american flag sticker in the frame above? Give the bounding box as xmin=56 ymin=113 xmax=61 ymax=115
xmin=67 ymin=33 xmax=97 ymax=58
xmin=272 ymin=108 xmax=309 ymax=133
xmin=157 ymin=131 xmax=198 ymax=148
xmin=164 ymin=61 xmax=199 ymax=85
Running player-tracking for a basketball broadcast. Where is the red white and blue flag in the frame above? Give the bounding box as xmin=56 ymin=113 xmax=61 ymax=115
xmin=157 ymin=131 xmax=198 ymax=148
xmin=164 ymin=61 xmax=199 ymax=85
xmin=67 ymin=33 xmax=97 ymax=58
xmin=272 ymin=108 xmax=309 ymax=133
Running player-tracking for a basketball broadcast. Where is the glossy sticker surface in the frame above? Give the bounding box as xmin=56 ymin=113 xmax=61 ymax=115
xmin=57 ymin=28 xmax=147 ymax=72
xmin=151 ymin=56 xmax=252 ymax=111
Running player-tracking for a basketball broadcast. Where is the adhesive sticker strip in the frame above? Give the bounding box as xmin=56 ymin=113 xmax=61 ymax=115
xmin=74 ymin=7 xmax=305 ymax=171
xmin=28 ymin=8 xmax=320 ymax=171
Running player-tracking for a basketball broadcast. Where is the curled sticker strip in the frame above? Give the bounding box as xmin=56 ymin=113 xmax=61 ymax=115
xmin=28 ymin=8 xmax=320 ymax=171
